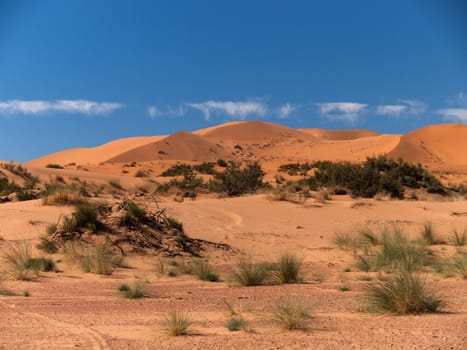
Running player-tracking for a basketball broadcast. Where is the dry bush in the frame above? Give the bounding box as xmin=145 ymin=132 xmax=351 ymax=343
xmin=117 ymin=279 xmax=146 ymax=299
xmin=163 ymin=311 xmax=192 ymax=336
xmin=269 ymin=297 xmax=313 ymax=330
xmin=273 ymin=252 xmax=302 ymax=284
xmin=229 ymin=256 xmax=271 ymax=286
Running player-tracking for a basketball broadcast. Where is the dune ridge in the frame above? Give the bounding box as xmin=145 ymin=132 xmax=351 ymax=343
xmin=24 ymin=121 xmax=467 ymax=174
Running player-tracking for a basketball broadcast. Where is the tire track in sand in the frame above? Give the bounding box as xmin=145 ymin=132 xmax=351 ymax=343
xmin=0 ymin=299 xmax=109 ymax=350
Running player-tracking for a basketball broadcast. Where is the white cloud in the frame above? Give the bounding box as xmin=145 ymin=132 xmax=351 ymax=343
xmin=147 ymin=105 xmax=158 ymax=118
xmin=187 ymin=100 xmax=267 ymax=120
xmin=278 ymin=102 xmax=295 ymax=119
xmin=438 ymin=108 xmax=467 ymax=123
xmin=376 ymin=105 xmax=407 ymax=116
xmin=0 ymin=99 xmax=124 ymax=115
xmin=316 ymin=102 xmax=367 ymax=122
xmin=398 ymin=99 xmax=426 ymax=115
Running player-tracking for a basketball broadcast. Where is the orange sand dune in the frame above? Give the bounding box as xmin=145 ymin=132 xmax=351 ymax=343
xmin=388 ymin=123 xmax=467 ymax=171
xmin=108 ymin=131 xmax=231 ymax=163
xmin=299 ymin=128 xmax=379 ymax=140
xmin=202 ymin=120 xmax=315 ymax=142
xmin=26 ymin=135 xmax=165 ymax=167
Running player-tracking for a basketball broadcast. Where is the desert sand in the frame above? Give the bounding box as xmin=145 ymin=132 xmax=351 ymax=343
xmin=1 ymin=121 xmax=466 ymax=349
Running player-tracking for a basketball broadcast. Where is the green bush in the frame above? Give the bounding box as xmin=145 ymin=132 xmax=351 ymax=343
xmin=160 ymin=164 xmax=193 ymax=177
xmin=46 ymin=164 xmax=64 ymax=169
xmin=269 ymin=297 xmax=313 ymax=330
xmin=364 ymin=270 xmax=443 ymax=314
xmin=229 ymin=257 xmax=271 ymax=286
xmin=210 ymin=162 xmax=265 ymax=196
xmin=305 ymin=155 xmax=444 ymax=198
xmin=273 ymin=253 xmax=302 ymax=284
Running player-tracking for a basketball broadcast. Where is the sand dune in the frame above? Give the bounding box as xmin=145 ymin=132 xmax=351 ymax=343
xmin=108 ymin=131 xmax=231 ymax=163
xmin=24 ymin=121 xmax=467 ymax=174
xmin=202 ymin=120 xmax=314 ymax=142
xmin=388 ymin=123 xmax=467 ymax=171
xmin=26 ymin=135 xmax=165 ymax=167
xmin=299 ymin=128 xmax=379 ymax=140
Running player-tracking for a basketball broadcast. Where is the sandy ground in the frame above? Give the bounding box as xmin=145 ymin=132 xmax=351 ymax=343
xmin=0 ymin=195 xmax=466 ymax=349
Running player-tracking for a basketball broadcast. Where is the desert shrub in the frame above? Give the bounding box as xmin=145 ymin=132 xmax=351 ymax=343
xmin=226 ymin=316 xmax=249 ymax=332
xmin=64 ymin=241 xmax=123 ymax=275
xmin=224 ymin=301 xmax=250 ymax=332
xmin=333 ymin=232 xmax=358 ymax=251
xmin=434 ymin=252 xmax=467 ymax=279
xmin=117 ymin=279 xmax=146 ymax=299
xmin=210 ymin=162 xmax=265 ymax=196
xmin=36 ymin=236 xmax=58 ymax=254
xmin=134 ymin=170 xmax=148 ymax=178
xmin=216 ymin=158 xmax=228 ymax=167
xmin=26 ymin=257 xmax=57 ymax=274
xmin=160 ymin=164 xmax=193 ymax=177
xmin=1 ymin=162 xmax=33 ymax=179
xmin=119 ymin=201 xmax=147 ymax=228
xmin=419 ymin=222 xmax=446 ymax=245
xmin=109 ymin=179 xmax=124 ymax=191
xmin=229 ymin=257 xmax=271 ymax=286
xmin=306 ymin=155 xmax=444 ymax=198
xmin=163 ymin=311 xmax=192 ymax=336
xmin=185 ymin=258 xmax=219 ymax=282
xmin=2 ymin=242 xmax=55 ymax=280
xmin=278 ymin=163 xmax=312 ymax=176
xmin=2 ymin=242 xmax=34 ymax=280
xmin=166 ymin=216 xmax=184 ymax=231
xmin=269 ymin=297 xmax=313 ymax=330
xmin=62 ymin=203 xmax=102 ymax=233
xmin=355 ymin=227 xmax=433 ymax=273
xmin=155 ymin=173 xmax=205 ymax=194
xmin=268 ymin=181 xmax=310 ymax=204
xmin=45 ymin=164 xmax=64 ymax=169
xmin=363 ymin=270 xmax=443 ymax=314
xmin=449 ymin=228 xmax=467 ymax=246
xmin=0 ymin=177 xmax=20 ymax=196
xmin=193 ymin=162 xmax=217 ymax=175
xmin=273 ymin=253 xmax=302 ymax=284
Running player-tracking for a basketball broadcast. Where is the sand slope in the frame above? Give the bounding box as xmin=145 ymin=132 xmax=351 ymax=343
xmin=299 ymin=128 xmax=379 ymax=140
xmin=26 ymin=135 xmax=165 ymax=167
xmin=388 ymin=123 xmax=467 ymax=171
xmin=202 ymin=120 xmax=314 ymax=142
xmin=108 ymin=131 xmax=231 ymax=163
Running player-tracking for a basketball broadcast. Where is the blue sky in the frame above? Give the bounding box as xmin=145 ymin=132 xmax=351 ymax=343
xmin=0 ymin=0 xmax=466 ymax=162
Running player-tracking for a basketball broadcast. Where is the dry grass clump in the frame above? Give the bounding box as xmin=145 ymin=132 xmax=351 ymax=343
xmin=63 ymin=241 xmax=124 ymax=275
xmin=419 ymin=222 xmax=446 ymax=245
xmin=267 ymin=184 xmax=309 ymax=205
xmin=36 ymin=236 xmax=58 ymax=254
xmin=363 ymin=270 xmax=443 ymax=314
xmin=355 ymin=227 xmax=433 ymax=273
xmin=224 ymin=301 xmax=251 ymax=332
xmin=42 ymin=191 xmax=85 ymax=206
xmin=2 ymin=242 xmax=56 ymax=280
xmin=449 ymin=228 xmax=467 ymax=246
xmin=269 ymin=297 xmax=313 ymax=330
xmin=434 ymin=252 xmax=467 ymax=279
xmin=273 ymin=253 xmax=302 ymax=284
xmin=229 ymin=256 xmax=271 ymax=286
xmin=184 ymin=258 xmax=219 ymax=282
xmin=163 ymin=311 xmax=192 ymax=336
xmin=117 ymin=279 xmax=146 ymax=299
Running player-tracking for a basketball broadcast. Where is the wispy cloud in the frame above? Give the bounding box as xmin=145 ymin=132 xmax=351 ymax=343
xmin=278 ymin=102 xmax=295 ymax=119
xmin=376 ymin=104 xmax=407 ymax=116
xmin=398 ymin=99 xmax=426 ymax=115
xmin=147 ymin=105 xmax=159 ymax=118
xmin=186 ymin=100 xmax=267 ymax=120
xmin=438 ymin=108 xmax=467 ymax=123
xmin=316 ymin=102 xmax=367 ymax=122
xmin=0 ymin=99 xmax=124 ymax=115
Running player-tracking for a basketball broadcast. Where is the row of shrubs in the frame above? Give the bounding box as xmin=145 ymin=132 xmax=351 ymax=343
xmin=279 ymin=156 xmax=445 ymax=199
xmin=156 ymin=162 xmax=265 ymax=196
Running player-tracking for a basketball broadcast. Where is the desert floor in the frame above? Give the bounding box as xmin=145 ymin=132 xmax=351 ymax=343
xmin=0 ymin=195 xmax=466 ymax=350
